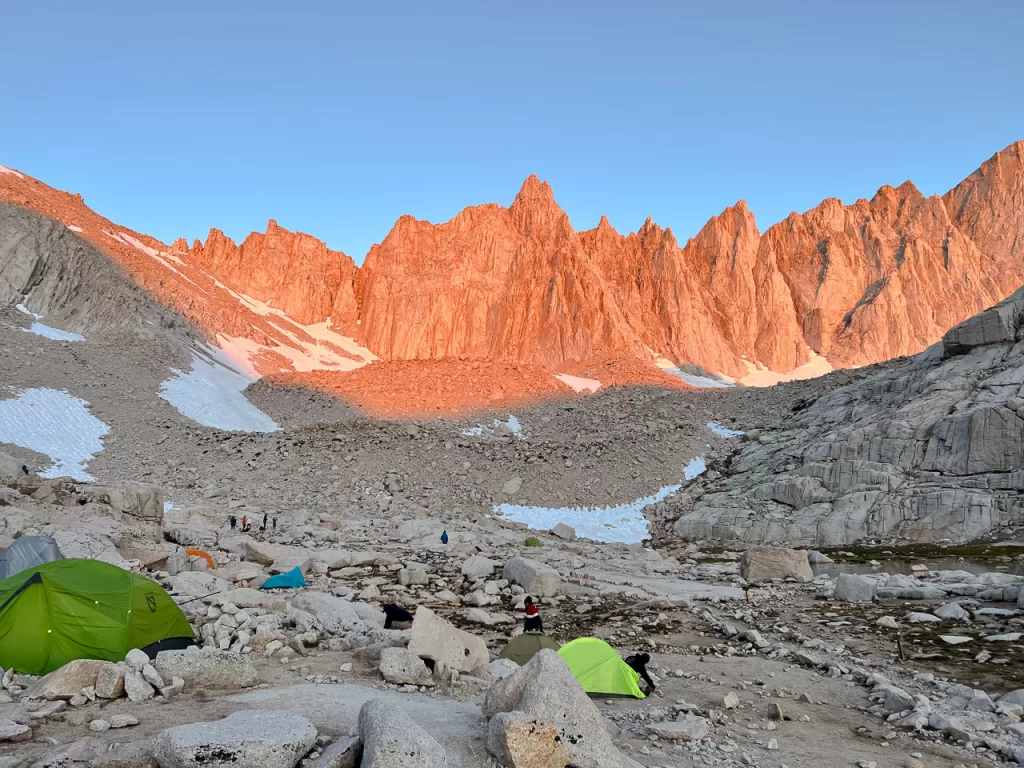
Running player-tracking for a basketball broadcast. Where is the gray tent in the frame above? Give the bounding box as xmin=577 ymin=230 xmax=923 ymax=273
xmin=0 ymin=535 xmax=64 ymax=580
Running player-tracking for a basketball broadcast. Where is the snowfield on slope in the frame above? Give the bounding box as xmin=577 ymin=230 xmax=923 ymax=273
xmin=494 ymin=456 xmax=707 ymax=544
xmin=462 ymin=415 xmax=525 ymax=440
xmin=0 ymin=388 xmax=109 ymax=480
xmin=14 ymin=304 xmax=85 ymax=341
xmin=159 ymin=346 xmax=281 ymax=432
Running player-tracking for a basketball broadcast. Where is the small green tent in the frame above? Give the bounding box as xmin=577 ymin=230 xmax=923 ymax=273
xmin=0 ymin=559 xmax=194 ymax=675
xmin=558 ymin=637 xmax=645 ymax=698
xmin=500 ymin=632 xmax=561 ymax=666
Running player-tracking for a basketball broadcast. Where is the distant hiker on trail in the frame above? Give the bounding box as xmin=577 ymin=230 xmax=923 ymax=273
xmin=382 ymin=603 xmax=414 ymax=629
xmin=21 ymin=465 xmax=29 ymax=475
xmin=272 ymin=517 xmax=277 ymax=530
xmin=230 ymin=516 xmax=237 ymax=530
xmin=241 ymin=515 xmax=247 ymax=530
xmin=523 ymin=596 xmax=542 ymax=633
xmin=261 ymin=513 xmax=268 ymax=531
xmin=440 ymin=530 xmax=449 ymax=545
xmin=624 ymin=652 xmax=662 ymax=697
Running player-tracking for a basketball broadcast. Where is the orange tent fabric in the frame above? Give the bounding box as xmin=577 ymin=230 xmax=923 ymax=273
xmin=185 ymin=549 xmax=215 ymax=569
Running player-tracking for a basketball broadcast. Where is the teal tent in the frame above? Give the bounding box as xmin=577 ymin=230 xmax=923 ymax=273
xmin=260 ymin=567 xmax=307 ymax=590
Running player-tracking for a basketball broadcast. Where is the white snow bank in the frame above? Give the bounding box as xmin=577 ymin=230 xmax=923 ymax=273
xmin=555 ymin=373 xmax=601 ymax=393
xmin=159 ymin=347 xmax=280 ymax=432
xmin=66 ymin=224 xmax=82 ymax=233
xmin=707 ymin=421 xmax=744 ymax=438
xmin=0 ymin=164 xmax=24 ymax=179
xmin=495 ymin=455 xmax=708 ymax=544
xmin=15 ymin=303 xmax=84 ymax=341
xmin=739 ymin=351 xmax=833 ymax=387
xmin=462 ymin=415 xmax=524 ymax=440
xmin=665 ymin=368 xmax=735 ymax=389
xmin=0 ymin=388 xmax=109 ymax=481
xmin=24 ymin=322 xmax=84 ymax=342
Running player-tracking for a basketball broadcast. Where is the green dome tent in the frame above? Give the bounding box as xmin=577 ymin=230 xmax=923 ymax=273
xmin=499 ymin=632 xmax=561 ymax=666
xmin=0 ymin=559 xmax=194 ymax=675
xmin=557 ymin=637 xmax=645 ymax=698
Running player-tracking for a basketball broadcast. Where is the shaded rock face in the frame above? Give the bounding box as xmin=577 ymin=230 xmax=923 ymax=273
xmin=5 ymin=142 xmax=1024 ymax=384
xmin=670 ymin=285 xmax=1024 ymax=546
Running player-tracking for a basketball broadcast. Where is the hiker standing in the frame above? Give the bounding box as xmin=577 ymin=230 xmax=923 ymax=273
xmin=230 ymin=515 xmax=237 ymax=530
xmin=624 ymin=652 xmax=662 ymax=697
xmin=272 ymin=516 xmax=277 ymax=531
xmin=523 ymin=596 xmax=543 ymax=633
xmin=261 ymin=513 xmax=268 ymax=531
xmin=241 ymin=515 xmax=248 ymax=532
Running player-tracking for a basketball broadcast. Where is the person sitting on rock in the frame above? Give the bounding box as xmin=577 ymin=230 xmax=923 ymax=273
xmin=382 ymin=603 xmax=414 ymax=629
xmin=523 ymin=596 xmax=543 ymax=633
xmin=624 ymin=652 xmax=662 ymax=697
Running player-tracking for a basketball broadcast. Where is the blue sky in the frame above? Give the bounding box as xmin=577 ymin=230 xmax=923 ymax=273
xmin=1 ymin=2 xmax=1021 ymax=263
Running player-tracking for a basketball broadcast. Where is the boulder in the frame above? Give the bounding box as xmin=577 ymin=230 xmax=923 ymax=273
xmin=124 ymin=670 xmax=155 ymax=702
xmin=378 ymin=648 xmax=434 ymax=687
xmin=487 ymin=711 xmax=573 ymax=767
xmin=153 ymin=710 xmax=317 ymax=768
xmin=550 ymin=523 xmax=576 ymax=540
xmin=306 ymin=736 xmax=360 ymax=768
xmin=79 ymin=484 xmax=163 ymax=523
xmin=95 ymin=662 xmax=126 ymax=699
xmin=408 ymin=605 xmax=487 ymax=673
xmin=290 ymin=592 xmax=365 ymax=635
xmin=170 ymin=571 xmax=233 ymax=598
xmin=739 ymin=547 xmax=813 ymax=583
xmin=461 ymin=555 xmax=497 ymax=579
xmin=0 ymin=716 xmax=31 ymax=743
xmin=934 ymin=602 xmax=972 ymax=621
xmin=155 ymin=649 xmax=258 ymax=689
xmin=833 ymin=573 xmax=876 ymax=602
xmin=484 ymin=649 xmax=641 ymax=768
xmin=126 ymin=648 xmax=151 ymax=672
xmin=217 ymin=561 xmax=264 ymax=583
xmin=503 ymin=557 xmax=560 ymax=597
xmin=646 ymin=715 xmax=709 ymax=742
xmin=502 ymin=477 xmax=523 ymax=496
xmin=1001 ymin=689 xmax=1024 ymax=707
xmin=358 ymin=699 xmax=449 ymax=767
xmin=31 ymin=659 xmax=106 ymax=700
xmin=50 ymin=530 xmax=127 ymax=568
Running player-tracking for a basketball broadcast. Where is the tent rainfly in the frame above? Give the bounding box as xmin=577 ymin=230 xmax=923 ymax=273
xmin=0 ymin=535 xmax=64 ymax=580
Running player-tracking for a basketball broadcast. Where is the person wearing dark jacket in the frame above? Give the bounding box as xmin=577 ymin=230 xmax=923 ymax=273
xmin=624 ymin=652 xmax=662 ymax=697
xmin=523 ymin=596 xmax=543 ymax=633
xmin=382 ymin=603 xmax=414 ymax=629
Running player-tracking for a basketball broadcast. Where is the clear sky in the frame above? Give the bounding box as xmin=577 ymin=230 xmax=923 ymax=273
xmin=2 ymin=2 xmax=1021 ymax=263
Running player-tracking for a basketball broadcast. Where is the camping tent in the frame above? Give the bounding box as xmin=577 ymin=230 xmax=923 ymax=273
xmin=0 ymin=559 xmax=194 ymax=675
xmin=185 ymin=549 xmax=215 ymax=569
xmin=260 ymin=567 xmax=307 ymax=590
xmin=500 ymin=632 xmax=561 ymax=666
xmin=558 ymin=637 xmax=645 ymax=698
xmin=0 ymin=535 xmax=64 ymax=579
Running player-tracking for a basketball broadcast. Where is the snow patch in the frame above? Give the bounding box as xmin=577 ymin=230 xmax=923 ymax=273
xmin=664 ymin=368 xmax=735 ymax=389
xmin=738 ymin=351 xmax=833 ymax=387
xmin=14 ymin=304 xmax=84 ymax=341
xmin=0 ymin=164 xmax=24 ymax=179
xmin=707 ymin=421 xmax=744 ymax=438
xmin=555 ymin=373 xmax=601 ymax=393
xmin=66 ymin=224 xmax=82 ymax=233
xmin=0 ymin=388 xmax=109 ymax=481
xmin=24 ymin=322 xmax=84 ymax=342
xmin=461 ymin=415 xmax=524 ymax=440
xmin=159 ymin=347 xmax=280 ymax=432
xmin=495 ymin=456 xmax=707 ymax=544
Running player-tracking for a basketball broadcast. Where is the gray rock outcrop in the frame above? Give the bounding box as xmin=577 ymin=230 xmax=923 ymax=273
xmin=358 ymin=699 xmax=449 ymax=767
xmin=672 ymin=286 xmax=1024 ymax=546
xmin=152 ymin=710 xmax=317 ymax=768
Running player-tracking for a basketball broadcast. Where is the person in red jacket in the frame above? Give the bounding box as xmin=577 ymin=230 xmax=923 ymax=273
xmin=523 ymin=596 xmax=543 ymax=633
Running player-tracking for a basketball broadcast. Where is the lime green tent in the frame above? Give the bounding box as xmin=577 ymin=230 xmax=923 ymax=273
xmin=500 ymin=632 xmax=561 ymax=666
xmin=558 ymin=637 xmax=645 ymax=698
xmin=0 ymin=559 xmax=194 ymax=675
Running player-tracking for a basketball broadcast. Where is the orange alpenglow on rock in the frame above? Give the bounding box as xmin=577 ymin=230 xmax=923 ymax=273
xmin=1 ymin=141 xmax=1023 ymax=416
